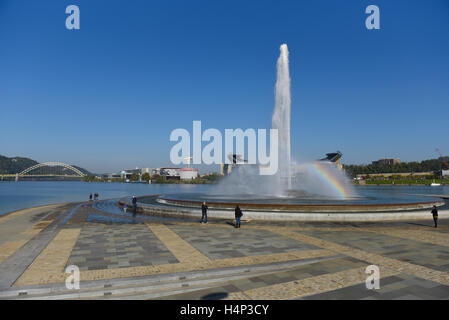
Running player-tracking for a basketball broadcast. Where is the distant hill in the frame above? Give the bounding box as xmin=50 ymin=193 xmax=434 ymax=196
xmin=0 ymin=155 xmax=38 ymax=174
xmin=0 ymin=155 xmax=92 ymax=175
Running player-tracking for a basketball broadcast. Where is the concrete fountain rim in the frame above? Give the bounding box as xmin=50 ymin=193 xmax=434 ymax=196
xmin=123 ymin=194 xmax=448 ymax=222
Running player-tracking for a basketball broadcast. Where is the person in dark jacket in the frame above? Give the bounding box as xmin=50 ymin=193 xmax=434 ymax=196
xmin=89 ymin=194 xmax=92 ymax=201
xmin=235 ymin=205 xmax=243 ymax=228
xmin=431 ymin=205 xmax=438 ymax=228
xmin=132 ymin=196 xmax=137 ymax=217
xmin=201 ymin=202 xmax=208 ymax=224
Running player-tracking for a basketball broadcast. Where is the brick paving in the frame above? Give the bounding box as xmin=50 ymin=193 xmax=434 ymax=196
xmin=1 ymin=199 xmax=449 ymax=299
xmin=67 ymin=223 xmax=178 ymax=271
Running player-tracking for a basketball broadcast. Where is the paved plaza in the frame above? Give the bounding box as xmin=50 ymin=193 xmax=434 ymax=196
xmin=0 ymin=200 xmax=448 ymax=300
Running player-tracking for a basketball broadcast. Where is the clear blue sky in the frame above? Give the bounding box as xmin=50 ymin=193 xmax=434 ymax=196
xmin=1 ymin=0 xmax=448 ymax=173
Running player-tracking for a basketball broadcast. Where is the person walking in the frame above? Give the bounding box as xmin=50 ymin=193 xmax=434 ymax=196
xmin=235 ymin=205 xmax=243 ymax=228
xmin=201 ymin=202 xmax=208 ymax=224
xmin=431 ymin=205 xmax=438 ymax=228
xmin=132 ymin=196 xmax=137 ymax=217
xmin=89 ymin=194 xmax=92 ymax=201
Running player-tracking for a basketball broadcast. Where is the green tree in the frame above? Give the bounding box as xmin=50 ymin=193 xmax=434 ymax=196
xmin=83 ymin=175 xmax=98 ymax=182
xmin=202 ymin=173 xmax=221 ymax=183
xmin=141 ymin=172 xmax=150 ymax=182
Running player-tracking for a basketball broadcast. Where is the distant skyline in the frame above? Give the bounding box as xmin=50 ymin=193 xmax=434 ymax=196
xmin=1 ymin=0 xmax=448 ymax=173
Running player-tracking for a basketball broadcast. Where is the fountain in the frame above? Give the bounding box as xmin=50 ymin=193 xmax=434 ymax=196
xmin=212 ymin=43 xmax=355 ymax=200
xmin=135 ymin=44 xmax=445 ymax=220
xmin=272 ymin=44 xmax=292 ymax=191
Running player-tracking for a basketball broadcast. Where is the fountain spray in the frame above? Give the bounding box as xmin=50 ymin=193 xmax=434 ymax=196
xmin=272 ymin=44 xmax=292 ymax=190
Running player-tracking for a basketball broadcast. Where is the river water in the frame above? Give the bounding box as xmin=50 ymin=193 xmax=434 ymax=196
xmin=0 ymin=181 xmax=448 ymax=216
xmin=0 ymin=181 xmax=213 ymax=216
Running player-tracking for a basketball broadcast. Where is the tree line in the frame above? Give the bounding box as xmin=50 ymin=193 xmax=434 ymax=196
xmin=343 ymin=158 xmax=449 ymax=177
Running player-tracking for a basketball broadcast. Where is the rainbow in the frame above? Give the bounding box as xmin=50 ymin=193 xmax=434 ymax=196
xmin=309 ymin=162 xmax=352 ymax=199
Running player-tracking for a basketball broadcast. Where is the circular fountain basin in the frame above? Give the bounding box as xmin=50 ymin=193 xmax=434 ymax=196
xmin=132 ymin=188 xmax=448 ymax=221
xmin=154 ymin=192 xmax=443 ymax=213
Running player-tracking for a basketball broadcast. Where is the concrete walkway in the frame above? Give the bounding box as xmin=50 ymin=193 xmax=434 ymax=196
xmin=0 ymin=199 xmax=448 ymax=300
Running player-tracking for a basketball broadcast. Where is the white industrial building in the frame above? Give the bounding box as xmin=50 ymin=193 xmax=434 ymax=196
xmin=179 ymin=168 xmax=198 ymax=180
xmin=120 ymin=168 xmax=142 ymax=179
xmin=102 ymin=173 xmax=121 ymax=180
xmin=105 ymin=167 xmax=199 ymax=181
xmin=158 ymin=168 xmax=181 ymax=178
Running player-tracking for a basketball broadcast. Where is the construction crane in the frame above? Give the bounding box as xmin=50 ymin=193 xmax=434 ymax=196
xmin=436 ymin=148 xmax=449 ymax=170
xmin=183 ymin=157 xmax=193 ymax=169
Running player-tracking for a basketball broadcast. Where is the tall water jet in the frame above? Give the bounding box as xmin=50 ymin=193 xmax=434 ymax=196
xmin=272 ymin=44 xmax=292 ymax=191
xmin=212 ymin=43 xmax=355 ymax=200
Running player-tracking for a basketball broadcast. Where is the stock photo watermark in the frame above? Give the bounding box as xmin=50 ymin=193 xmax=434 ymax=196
xmin=169 ymin=121 xmax=279 ymax=175
xmin=365 ymin=5 xmax=380 ymax=30
xmin=365 ymin=265 xmax=380 ymax=290
xmin=65 ymin=265 xmax=80 ymax=290
xmin=66 ymin=5 xmax=80 ymax=30
xmin=64 ymin=4 xmax=379 ymax=31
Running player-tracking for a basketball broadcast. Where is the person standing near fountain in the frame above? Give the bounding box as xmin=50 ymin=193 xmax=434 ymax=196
xmin=201 ymin=202 xmax=208 ymax=224
xmin=235 ymin=205 xmax=243 ymax=228
xmin=132 ymin=196 xmax=137 ymax=217
xmin=431 ymin=205 xmax=438 ymax=228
